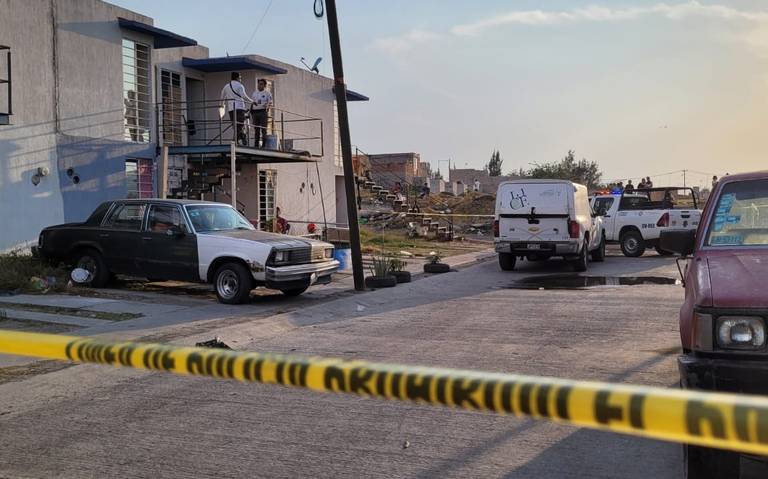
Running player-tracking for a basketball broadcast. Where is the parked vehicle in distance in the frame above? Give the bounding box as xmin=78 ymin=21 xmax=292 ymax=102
xmin=494 ymin=180 xmax=605 ymax=272
xmin=591 ymin=187 xmax=701 ymax=257
xmin=660 ymin=171 xmax=768 ymax=478
xmin=35 ymin=199 xmax=339 ymax=304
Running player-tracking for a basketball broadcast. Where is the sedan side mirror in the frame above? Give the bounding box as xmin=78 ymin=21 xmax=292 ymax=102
xmin=659 ymin=229 xmax=695 ymax=257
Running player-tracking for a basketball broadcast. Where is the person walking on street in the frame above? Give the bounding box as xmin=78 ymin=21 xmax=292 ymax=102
xmin=220 ymin=72 xmax=252 ymax=145
xmin=251 ymin=78 xmax=273 ymax=148
xmin=712 ymin=175 xmax=718 ymax=189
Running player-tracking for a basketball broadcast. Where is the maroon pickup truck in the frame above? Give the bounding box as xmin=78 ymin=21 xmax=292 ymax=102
xmin=660 ymin=171 xmax=768 ymax=478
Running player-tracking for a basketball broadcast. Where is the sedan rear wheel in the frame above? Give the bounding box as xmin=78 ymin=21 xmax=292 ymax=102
xmin=214 ymin=262 xmax=253 ymax=304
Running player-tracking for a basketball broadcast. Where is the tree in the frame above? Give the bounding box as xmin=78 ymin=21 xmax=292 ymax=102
xmin=486 ymin=150 xmax=503 ymax=176
xmin=522 ymin=150 xmax=603 ymax=190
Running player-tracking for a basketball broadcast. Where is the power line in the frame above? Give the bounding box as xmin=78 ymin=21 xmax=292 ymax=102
xmin=241 ymin=0 xmax=275 ymax=54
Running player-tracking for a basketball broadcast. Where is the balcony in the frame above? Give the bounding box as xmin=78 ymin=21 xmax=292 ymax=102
xmin=155 ymin=99 xmax=323 ymax=166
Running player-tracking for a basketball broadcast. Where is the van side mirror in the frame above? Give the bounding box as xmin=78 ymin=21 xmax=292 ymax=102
xmin=659 ymin=229 xmax=695 ymax=257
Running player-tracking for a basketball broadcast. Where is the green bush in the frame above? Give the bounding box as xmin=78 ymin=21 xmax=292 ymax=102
xmin=0 ymin=252 xmax=70 ymax=293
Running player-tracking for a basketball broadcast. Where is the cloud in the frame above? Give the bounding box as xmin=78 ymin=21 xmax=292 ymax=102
xmin=373 ymin=29 xmax=442 ymax=54
xmin=451 ymin=1 xmax=768 ymax=36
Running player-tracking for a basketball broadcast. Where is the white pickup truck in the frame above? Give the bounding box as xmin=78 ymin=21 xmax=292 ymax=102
xmin=591 ymin=187 xmax=702 ymax=257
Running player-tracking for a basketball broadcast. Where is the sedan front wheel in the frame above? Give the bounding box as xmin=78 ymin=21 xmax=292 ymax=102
xmin=214 ymin=262 xmax=253 ymax=304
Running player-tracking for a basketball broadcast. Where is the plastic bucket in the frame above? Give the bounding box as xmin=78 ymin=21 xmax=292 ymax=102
xmin=264 ymin=134 xmax=278 ymax=150
xmin=333 ymin=247 xmax=352 ymax=270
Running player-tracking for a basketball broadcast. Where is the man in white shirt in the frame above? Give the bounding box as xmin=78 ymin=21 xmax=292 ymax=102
xmin=250 ymin=79 xmax=273 ymax=148
xmin=220 ymin=72 xmax=252 ymax=145
xmin=473 ymin=178 xmax=481 ymax=192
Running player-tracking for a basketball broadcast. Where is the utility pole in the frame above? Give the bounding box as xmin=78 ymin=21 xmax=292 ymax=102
xmin=683 ymin=169 xmax=687 ymax=188
xmin=325 ymin=0 xmax=365 ymax=291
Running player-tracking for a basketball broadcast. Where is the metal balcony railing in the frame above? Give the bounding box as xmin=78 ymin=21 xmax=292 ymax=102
xmin=155 ymin=99 xmax=324 ymax=157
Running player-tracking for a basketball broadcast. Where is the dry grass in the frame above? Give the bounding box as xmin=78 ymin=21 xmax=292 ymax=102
xmin=0 ymin=252 xmax=70 ymax=294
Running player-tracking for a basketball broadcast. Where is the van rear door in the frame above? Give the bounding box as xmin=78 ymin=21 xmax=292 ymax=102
xmin=497 ymin=182 xmax=572 ymax=243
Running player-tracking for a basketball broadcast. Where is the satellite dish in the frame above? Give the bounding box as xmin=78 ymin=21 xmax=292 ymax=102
xmin=300 ymin=56 xmax=322 ymax=74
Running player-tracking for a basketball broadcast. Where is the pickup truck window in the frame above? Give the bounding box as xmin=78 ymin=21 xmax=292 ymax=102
xmin=104 ymin=203 xmax=146 ymax=230
xmin=706 ymin=179 xmax=768 ymax=247
xmin=593 ymin=197 xmax=614 ymax=214
xmin=186 ymin=205 xmax=254 ymax=233
xmin=148 ymin=205 xmax=185 ymax=233
xmin=620 ymin=188 xmax=698 ymax=210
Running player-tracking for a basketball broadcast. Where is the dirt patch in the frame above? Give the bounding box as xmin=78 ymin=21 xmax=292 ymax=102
xmin=0 ymin=360 xmax=74 ymax=386
xmin=0 ymin=317 xmax=82 ymax=334
xmin=0 ymin=302 xmax=141 ymax=322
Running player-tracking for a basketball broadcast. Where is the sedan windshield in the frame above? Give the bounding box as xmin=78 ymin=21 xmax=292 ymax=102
xmin=706 ymin=179 xmax=768 ymax=247
xmin=185 ymin=205 xmax=254 ymax=233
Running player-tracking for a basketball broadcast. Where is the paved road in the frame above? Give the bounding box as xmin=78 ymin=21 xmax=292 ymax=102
xmin=0 ymin=253 xmax=691 ymax=478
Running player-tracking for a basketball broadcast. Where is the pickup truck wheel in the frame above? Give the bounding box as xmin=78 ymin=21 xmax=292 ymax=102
xmin=655 ymin=246 xmax=674 ymax=256
xmin=620 ymin=231 xmax=646 ymax=257
xmin=683 ymin=444 xmax=740 ymax=479
xmin=590 ymin=235 xmax=606 ymax=262
xmin=280 ymin=286 xmax=309 ymax=297
xmin=572 ymin=242 xmax=588 ymax=272
xmin=498 ymin=253 xmax=516 ymax=271
xmin=214 ymin=262 xmax=253 ymax=304
xmin=73 ymin=250 xmax=110 ymax=288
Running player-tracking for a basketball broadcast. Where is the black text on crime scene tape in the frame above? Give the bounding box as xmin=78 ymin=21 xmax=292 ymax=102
xmin=64 ymin=339 xmax=768 ymax=444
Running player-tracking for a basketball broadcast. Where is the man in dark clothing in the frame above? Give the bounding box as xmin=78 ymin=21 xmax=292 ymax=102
xmin=250 ymin=79 xmax=273 ymax=148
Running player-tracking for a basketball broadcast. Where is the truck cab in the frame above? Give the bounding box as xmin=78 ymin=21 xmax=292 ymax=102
xmin=660 ymin=171 xmax=768 ymax=478
xmin=494 ymin=180 xmax=605 ymax=272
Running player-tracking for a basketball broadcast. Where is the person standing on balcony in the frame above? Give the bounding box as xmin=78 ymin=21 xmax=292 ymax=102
xmin=220 ymin=72 xmax=252 ymax=145
xmin=251 ymin=79 xmax=273 ymax=148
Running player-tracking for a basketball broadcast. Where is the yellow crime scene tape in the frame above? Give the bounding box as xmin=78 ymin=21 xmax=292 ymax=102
xmin=1 ymin=329 xmax=768 ymax=455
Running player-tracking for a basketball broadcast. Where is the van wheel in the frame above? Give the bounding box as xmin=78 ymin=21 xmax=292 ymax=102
xmin=214 ymin=262 xmax=253 ymax=304
xmin=498 ymin=253 xmax=516 ymax=271
xmin=572 ymin=243 xmax=588 ymax=272
xmin=591 ymin=235 xmax=606 ymax=262
xmin=73 ymin=249 xmax=111 ymax=288
xmin=684 ymin=444 xmax=740 ymax=479
xmin=620 ymin=230 xmax=646 ymax=257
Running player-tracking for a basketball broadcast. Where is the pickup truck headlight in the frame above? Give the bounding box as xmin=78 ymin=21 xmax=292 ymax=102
xmin=324 ymin=248 xmax=334 ymax=259
xmin=716 ymin=316 xmax=766 ymax=350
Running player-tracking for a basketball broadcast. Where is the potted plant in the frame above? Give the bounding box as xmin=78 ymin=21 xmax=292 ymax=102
xmin=365 ymin=255 xmax=397 ymax=288
xmin=389 ymin=257 xmax=411 ymax=283
xmin=423 ymin=251 xmax=450 ymax=274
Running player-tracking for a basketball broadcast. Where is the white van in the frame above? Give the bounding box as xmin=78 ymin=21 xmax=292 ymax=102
xmin=493 ymin=180 xmax=605 ymax=271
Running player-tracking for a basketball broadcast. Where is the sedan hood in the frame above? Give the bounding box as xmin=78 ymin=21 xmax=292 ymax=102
xmin=202 ymin=229 xmax=331 ymax=249
xmin=707 ymin=252 xmax=768 ymax=308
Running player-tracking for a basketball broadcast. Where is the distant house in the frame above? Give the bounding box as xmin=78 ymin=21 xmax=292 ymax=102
xmin=449 ymin=168 xmax=519 ymax=194
xmin=367 ymin=152 xmax=421 ymax=189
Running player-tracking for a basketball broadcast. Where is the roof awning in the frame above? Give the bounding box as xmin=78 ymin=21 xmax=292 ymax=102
xmin=182 ymin=57 xmax=288 ymax=74
xmin=117 ymin=17 xmax=197 ymax=49
xmin=333 ymin=86 xmax=370 ymax=102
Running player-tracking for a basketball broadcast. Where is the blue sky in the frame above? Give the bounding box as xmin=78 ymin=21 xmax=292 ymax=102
xmin=111 ymin=0 xmax=768 ymax=188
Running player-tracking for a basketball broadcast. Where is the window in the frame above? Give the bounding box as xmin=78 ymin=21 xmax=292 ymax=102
xmin=148 ymin=205 xmax=184 ymax=233
xmin=333 ymin=100 xmax=341 ymax=167
xmin=125 ymin=159 xmax=154 ymax=198
xmin=0 ymin=45 xmax=11 ymax=125
xmin=186 ymin=205 xmax=253 ymax=233
xmin=593 ymin=197 xmax=614 ymax=215
xmin=160 ymin=70 xmax=183 ymax=145
xmin=122 ymin=38 xmax=151 ymax=142
xmin=259 ymin=170 xmax=277 ymax=231
xmin=104 ymin=203 xmax=146 ymax=230
xmin=706 ymin=180 xmax=768 ymax=247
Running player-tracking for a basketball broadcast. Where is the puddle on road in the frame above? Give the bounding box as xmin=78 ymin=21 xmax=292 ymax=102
xmin=507 ymin=274 xmax=681 ymax=290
